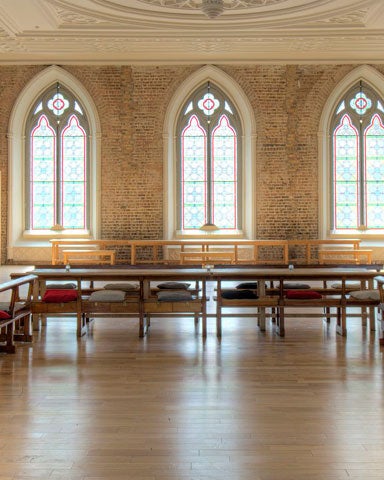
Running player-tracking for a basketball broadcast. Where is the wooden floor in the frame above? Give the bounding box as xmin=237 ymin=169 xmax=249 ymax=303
xmin=1 ymin=266 xmax=384 ymax=479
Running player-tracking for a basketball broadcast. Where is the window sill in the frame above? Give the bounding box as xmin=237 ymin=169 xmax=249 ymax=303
xmin=175 ymin=229 xmax=245 ymax=240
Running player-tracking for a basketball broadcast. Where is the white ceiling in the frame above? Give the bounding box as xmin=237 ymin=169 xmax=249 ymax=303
xmin=0 ymin=0 xmax=384 ymax=64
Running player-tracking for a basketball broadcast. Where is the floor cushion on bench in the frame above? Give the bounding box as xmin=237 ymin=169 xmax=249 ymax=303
xmin=283 ymin=283 xmax=310 ymax=289
xmin=331 ymin=281 xmax=362 ymax=289
xmin=157 ymin=282 xmax=191 ymax=290
xmin=221 ymin=289 xmax=259 ymax=299
xmin=236 ymin=282 xmax=258 ymax=290
xmin=156 ymin=290 xmax=193 ymax=302
xmin=0 ymin=310 xmax=11 ymax=319
xmin=349 ymin=290 xmax=380 ymax=301
xmin=103 ymin=283 xmax=138 ymax=291
xmin=285 ymin=290 xmax=322 ymax=299
xmin=46 ymin=282 xmax=76 ymax=289
xmin=88 ymin=290 xmax=126 ymax=302
xmin=42 ymin=289 xmax=78 ymax=303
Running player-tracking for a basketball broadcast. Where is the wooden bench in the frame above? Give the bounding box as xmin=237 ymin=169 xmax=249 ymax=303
xmin=62 ymin=249 xmax=116 ymax=265
xmin=0 ymin=274 xmax=36 ymax=353
xmin=318 ymin=249 xmax=372 ymax=264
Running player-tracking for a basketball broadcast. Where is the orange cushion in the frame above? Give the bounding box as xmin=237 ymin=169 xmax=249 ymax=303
xmin=42 ymin=289 xmax=78 ymax=303
xmin=0 ymin=310 xmax=11 ymax=319
xmin=285 ymin=290 xmax=322 ymax=299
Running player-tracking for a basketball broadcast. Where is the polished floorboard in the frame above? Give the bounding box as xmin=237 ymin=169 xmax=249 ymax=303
xmin=0 ymin=266 xmax=384 ymax=479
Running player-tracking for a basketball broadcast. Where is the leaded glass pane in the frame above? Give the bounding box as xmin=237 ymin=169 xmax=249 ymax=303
xmin=331 ymin=82 xmax=384 ymax=233
xmin=198 ymin=92 xmax=220 ymax=116
xmin=181 ymin=115 xmax=206 ymax=229
xmin=48 ymin=92 xmax=69 ymax=116
xmin=61 ymin=115 xmax=86 ymax=229
xmin=178 ymin=82 xmax=241 ymax=232
xmin=212 ymin=115 xmax=237 ymax=229
xmin=333 ymin=114 xmax=359 ymax=229
xmin=31 ymin=115 xmax=55 ymax=229
xmin=350 ymin=91 xmax=372 ymax=115
xmin=364 ymin=114 xmax=384 ymax=229
xmin=336 ymin=100 xmax=345 ymax=115
xmin=185 ymin=101 xmax=193 ymax=114
xmin=34 ymin=102 xmax=43 ymax=114
xmin=26 ymin=84 xmax=89 ymax=232
xmin=74 ymin=101 xmax=83 ymax=114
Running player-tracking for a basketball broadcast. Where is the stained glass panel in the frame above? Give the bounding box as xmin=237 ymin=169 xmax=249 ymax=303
xmin=181 ymin=115 xmax=206 ymax=229
xmin=179 ymin=83 xmax=240 ymax=232
xmin=333 ymin=114 xmax=359 ymax=229
xmin=364 ymin=114 xmax=384 ymax=229
xmin=350 ymin=92 xmax=372 ymax=115
xmin=212 ymin=115 xmax=237 ymax=229
xmin=61 ymin=115 xmax=86 ymax=229
xmin=31 ymin=115 xmax=55 ymax=229
xmin=27 ymin=85 xmax=89 ymax=232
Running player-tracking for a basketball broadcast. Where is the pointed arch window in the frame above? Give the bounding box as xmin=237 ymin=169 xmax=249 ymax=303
xmin=25 ymin=83 xmax=89 ymax=231
xmin=177 ymin=82 xmax=242 ymax=232
xmin=331 ymin=81 xmax=384 ymax=232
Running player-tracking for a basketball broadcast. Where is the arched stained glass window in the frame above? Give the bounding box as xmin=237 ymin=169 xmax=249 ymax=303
xmin=26 ymin=83 xmax=89 ymax=231
xmin=331 ymin=82 xmax=384 ymax=232
xmin=177 ymin=82 xmax=241 ymax=231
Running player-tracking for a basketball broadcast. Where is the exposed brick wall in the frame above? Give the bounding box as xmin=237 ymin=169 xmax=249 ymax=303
xmin=0 ymin=63 xmax=381 ymax=263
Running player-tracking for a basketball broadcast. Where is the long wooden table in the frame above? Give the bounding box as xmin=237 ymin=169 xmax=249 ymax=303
xmin=211 ymin=266 xmax=381 ymax=336
xmin=29 ymin=265 xmax=382 ymax=339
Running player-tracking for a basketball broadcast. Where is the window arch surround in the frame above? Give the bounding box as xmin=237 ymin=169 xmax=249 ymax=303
xmin=319 ymin=65 xmax=384 ymax=240
xmin=163 ymin=65 xmax=256 ymax=239
xmin=8 ymin=66 xmax=101 ymax=259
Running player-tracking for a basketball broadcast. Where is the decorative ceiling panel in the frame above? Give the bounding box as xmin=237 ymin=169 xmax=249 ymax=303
xmin=0 ymin=0 xmax=382 ymax=64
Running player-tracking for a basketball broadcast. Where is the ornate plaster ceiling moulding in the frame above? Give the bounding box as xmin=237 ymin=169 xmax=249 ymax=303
xmin=138 ymin=0 xmax=285 ymax=19
xmin=56 ymin=8 xmax=103 ymax=24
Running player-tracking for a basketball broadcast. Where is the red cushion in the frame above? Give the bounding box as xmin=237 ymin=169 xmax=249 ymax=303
xmin=42 ymin=289 xmax=78 ymax=303
xmin=285 ymin=290 xmax=322 ymax=299
xmin=0 ymin=310 xmax=11 ymax=319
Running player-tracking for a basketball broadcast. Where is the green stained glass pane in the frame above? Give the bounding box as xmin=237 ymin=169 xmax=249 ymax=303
xmin=31 ymin=115 xmax=55 ymax=229
xmin=212 ymin=115 xmax=237 ymax=229
xmin=62 ymin=115 xmax=87 ymax=229
xmin=181 ymin=115 xmax=206 ymax=229
xmin=365 ymin=114 xmax=384 ymax=228
xmin=333 ymin=115 xmax=359 ymax=229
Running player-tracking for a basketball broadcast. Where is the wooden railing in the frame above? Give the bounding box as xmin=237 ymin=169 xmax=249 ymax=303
xmin=50 ymin=238 xmax=365 ymax=266
xmin=0 ymin=274 xmax=37 ymax=353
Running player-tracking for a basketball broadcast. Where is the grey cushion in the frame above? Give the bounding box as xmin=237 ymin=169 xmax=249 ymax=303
xmin=349 ymin=290 xmax=380 ymax=301
xmin=46 ymin=282 xmax=76 ymax=289
xmin=331 ymin=281 xmax=361 ymax=289
xmin=103 ymin=283 xmax=138 ymax=291
xmin=283 ymin=283 xmax=310 ymax=289
xmin=157 ymin=282 xmax=191 ymax=290
xmin=88 ymin=290 xmax=126 ymax=302
xmin=157 ymin=290 xmax=193 ymax=302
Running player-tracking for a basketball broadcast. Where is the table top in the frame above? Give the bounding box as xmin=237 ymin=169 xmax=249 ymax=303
xmin=30 ymin=266 xmax=383 ymax=281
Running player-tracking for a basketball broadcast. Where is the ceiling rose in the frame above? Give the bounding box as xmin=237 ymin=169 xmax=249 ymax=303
xmin=137 ymin=0 xmax=286 ymax=18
